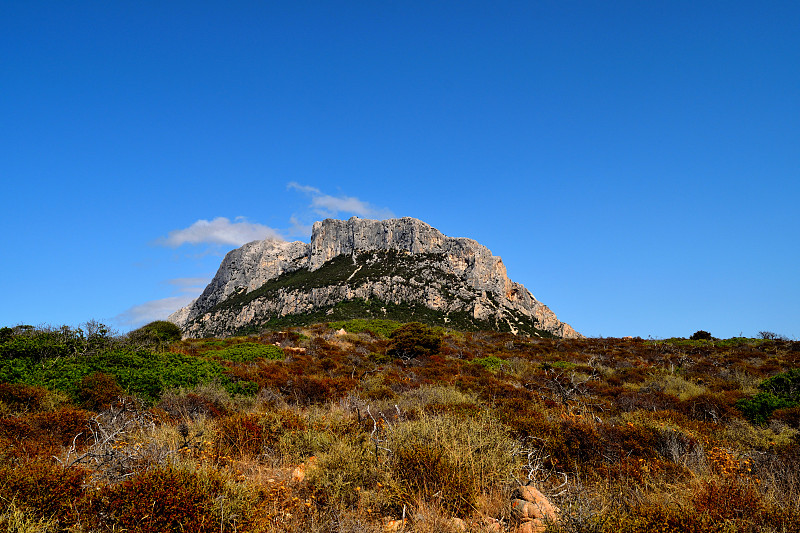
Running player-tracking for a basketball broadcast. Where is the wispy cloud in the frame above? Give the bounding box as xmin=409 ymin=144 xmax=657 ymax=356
xmin=115 ymin=295 xmax=199 ymax=329
xmin=155 ymin=217 xmax=283 ymax=247
xmin=115 ymin=276 xmax=212 ymax=330
xmin=288 ymin=182 xmax=394 ymax=219
xmin=166 ymin=277 xmax=209 ymax=294
xmin=286 ymin=215 xmax=314 ymax=238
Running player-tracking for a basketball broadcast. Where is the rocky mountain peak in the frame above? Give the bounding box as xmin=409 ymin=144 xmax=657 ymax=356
xmin=168 ymin=217 xmax=581 ymax=339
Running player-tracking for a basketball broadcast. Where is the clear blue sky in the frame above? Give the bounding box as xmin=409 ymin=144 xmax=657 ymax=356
xmin=2 ymin=1 xmax=798 ymax=339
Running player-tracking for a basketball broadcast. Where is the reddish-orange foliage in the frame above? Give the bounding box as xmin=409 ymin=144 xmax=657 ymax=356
xmin=156 ymin=391 xmax=229 ymax=421
xmin=0 ymin=383 xmax=49 ymax=413
xmin=0 ymin=407 xmax=92 ymax=458
xmin=86 ymin=466 xmax=229 ymax=532
xmin=77 ymin=371 xmax=125 ymax=410
xmin=0 ymin=459 xmax=88 ymax=522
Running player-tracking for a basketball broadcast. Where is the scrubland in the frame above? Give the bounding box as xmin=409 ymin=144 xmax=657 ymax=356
xmin=1 ymin=321 xmax=799 ymax=532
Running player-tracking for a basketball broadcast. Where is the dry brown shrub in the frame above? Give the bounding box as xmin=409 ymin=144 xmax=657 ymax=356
xmin=215 ymin=412 xmax=265 ymax=458
xmin=0 ymin=383 xmax=49 ymax=415
xmin=0 ymin=459 xmax=88 ymax=524
xmin=77 ymin=371 xmax=125 ymax=410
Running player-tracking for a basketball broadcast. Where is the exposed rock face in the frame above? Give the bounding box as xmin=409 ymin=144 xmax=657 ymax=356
xmin=168 ymin=217 xmax=581 ymax=339
xmin=180 ymin=239 xmax=309 ymax=324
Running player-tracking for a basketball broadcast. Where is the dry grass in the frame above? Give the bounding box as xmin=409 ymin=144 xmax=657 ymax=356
xmin=2 ymin=331 xmax=800 ymax=532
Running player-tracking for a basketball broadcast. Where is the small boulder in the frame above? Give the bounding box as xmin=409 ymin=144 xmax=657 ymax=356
xmin=512 ymin=485 xmax=560 ymax=522
xmin=290 ymin=456 xmax=317 ymax=483
xmin=481 ymin=516 xmax=503 ymax=532
xmin=516 ymin=519 xmax=547 ymax=533
xmin=450 ymin=517 xmax=467 ymax=531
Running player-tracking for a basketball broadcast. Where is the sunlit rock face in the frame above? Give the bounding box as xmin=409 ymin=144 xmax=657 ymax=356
xmin=169 ymin=217 xmax=581 ymax=340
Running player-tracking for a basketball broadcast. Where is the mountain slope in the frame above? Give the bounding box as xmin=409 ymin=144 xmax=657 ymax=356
xmin=169 ymin=217 xmax=581 ymax=339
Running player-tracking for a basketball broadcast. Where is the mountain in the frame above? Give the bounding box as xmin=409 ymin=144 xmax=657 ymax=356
xmin=168 ymin=217 xmax=581 ymax=339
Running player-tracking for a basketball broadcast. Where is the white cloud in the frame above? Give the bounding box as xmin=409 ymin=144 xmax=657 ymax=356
xmin=287 ymin=215 xmax=314 ymax=238
xmin=167 ymin=277 xmax=210 ymax=293
xmin=115 ymin=295 xmax=197 ymax=329
xmin=288 ymin=182 xmax=394 ymax=219
xmin=115 ymin=276 xmax=212 ymax=330
xmin=156 ymin=217 xmax=283 ymax=247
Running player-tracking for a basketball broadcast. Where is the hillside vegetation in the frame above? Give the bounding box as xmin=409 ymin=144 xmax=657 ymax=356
xmin=1 ymin=321 xmax=799 ymax=532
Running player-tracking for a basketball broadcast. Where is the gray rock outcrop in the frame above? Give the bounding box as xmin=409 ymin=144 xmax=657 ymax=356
xmin=168 ymin=217 xmax=581 ymax=339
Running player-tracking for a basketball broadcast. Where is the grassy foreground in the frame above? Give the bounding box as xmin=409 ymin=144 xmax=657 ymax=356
xmin=1 ymin=321 xmax=799 ymax=532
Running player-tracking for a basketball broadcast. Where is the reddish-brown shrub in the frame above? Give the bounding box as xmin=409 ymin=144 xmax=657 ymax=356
xmin=772 ymin=405 xmax=800 ymax=428
xmin=496 ymin=406 xmax=554 ymax=439
xmin=679 ymin=392 xmax=739 ymax=422
xmin=0 ymin=407 xmax=91 ymax=458
xmin=290 ymin=375 xmax=357 ymax=405
xmin=413 ymin=354 xmax=463 ymax=382
xmin=549 ymin=419 xmax=604 ymax=471
xmin=86 ymin=466 xmax=231 ymax=532
xmin=156 ymin=391 xmax=229 ymax=421
xmin=615 ymin=388 xmax=681 ymax=413
xmin=0 ymin=383 xmax=49 ymax=413
xmin=77 ymin=371 xmax=124 ymax=410
xmin=215 ymin=412 xmax=265 ymax=457
xmin=31 ymin=407 xmax=92 ymax=445
xmin=693 ymin=478 xmax=765 ymax=522
xmin=0 ymin=459 xmax=88 ymax=523
xmin=260 ymin=408 xmax=306 ymax=449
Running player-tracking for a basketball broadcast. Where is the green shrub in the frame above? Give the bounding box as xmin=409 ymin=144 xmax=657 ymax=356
xmin=737 ymin=392 xmax=794 ymax=425
xmin=208 ymin=342 xmax=284 ymax=362
xmin=759 ymin=368 xmax=800 ymax=400
xmin=387 ymin=322 xmax=442 ymax=360
xmin=690 ymin=330 xmax=713 ymax=340
xmin=16 ymin=349 xmax=225 ymax=405
xmin=128 ymin=320 xmax=183 ymax=346
xmin=473 ymin=355 xmax=506 ymax=372
xmin=737 ymin=369 xmax=800 ymax=424
xmin=328 ymin=319 xmax=402 ymax=338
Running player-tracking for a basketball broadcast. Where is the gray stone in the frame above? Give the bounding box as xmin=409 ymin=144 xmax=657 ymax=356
xmin=168 ymin=217 xmax=581 ymax=339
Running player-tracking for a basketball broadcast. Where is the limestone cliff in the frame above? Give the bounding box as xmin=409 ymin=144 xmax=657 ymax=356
xmin=168 ymin=217 xmax=581 ymax=339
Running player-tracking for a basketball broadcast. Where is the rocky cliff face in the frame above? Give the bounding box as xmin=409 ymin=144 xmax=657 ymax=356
xmin=168 ymin=217 xmax=581 ymax=339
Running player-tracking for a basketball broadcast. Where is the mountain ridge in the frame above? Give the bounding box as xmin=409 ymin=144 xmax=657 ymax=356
xmin=168 ymin=217 xmax=581 ymax=339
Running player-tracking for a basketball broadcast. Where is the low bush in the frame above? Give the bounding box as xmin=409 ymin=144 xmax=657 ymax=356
xmin=86 ymin=465 xmax=243 ymax=532
xmin=387 ymin=322 xmax=442 ymax=360
xmin=0 ymin=382 xmax=49 ymax=414
xmin=308 ymin=435 xmax=386 ymax=508
xmin=24 ymin=349 xmax=225 ymax=404
xmin=0 ymin=459 xmax=88 ymax=524
xmin=0 ymin=407 xmax=92 ymax=458
xmin=209 ymin=342 xmax=284 ymax=363
xmin=473 ymin=355 xmax=506 ymax=372
xmin=737 ymin=368 xmax=800 ymax=424
xmin=77 ymin=371 xmax=125 ymax=410
xmin=388 ymin=413 xmax=517 ymax=515
xmin=215 ymin=413 xmax=265 ymax=458
xmin=156 ymin=385 xmax=231 ymax=421
xmin=127 ymin=320 xmax=183 ymax=346
xmin=690 ymin=330 xmax=713 ymax=341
